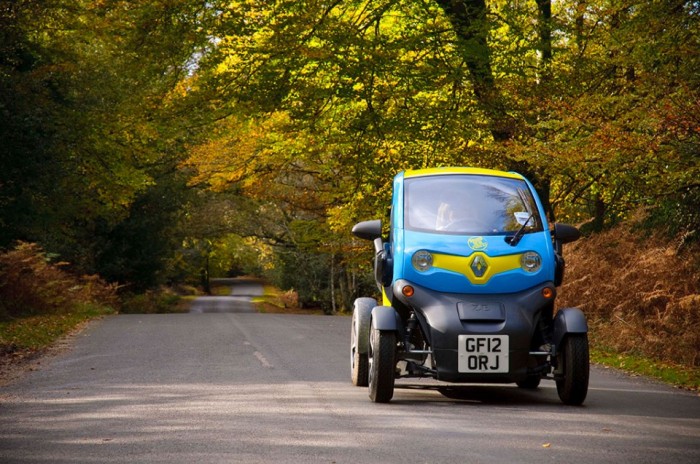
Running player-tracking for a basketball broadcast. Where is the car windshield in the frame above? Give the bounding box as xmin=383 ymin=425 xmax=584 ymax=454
xmin=404 ymin=174 xmax=543 ymax=235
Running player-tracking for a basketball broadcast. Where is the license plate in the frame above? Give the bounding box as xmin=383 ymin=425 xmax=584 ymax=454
xmin=458 ymin=335 xmax=509 ymax=373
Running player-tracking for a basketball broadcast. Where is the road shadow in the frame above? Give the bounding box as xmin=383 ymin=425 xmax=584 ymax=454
xmin=388 ymin=371 xmax=700 ymax=420
xmin=391 ymin=382 xmax=562 ymax=406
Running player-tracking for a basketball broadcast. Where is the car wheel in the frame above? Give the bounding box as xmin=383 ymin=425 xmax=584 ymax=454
xmin=368 ymin=319 xmax=396 ymax=403
xmin=555 ymin=334 xmax=589 ymax=405
xmin=350 ymin=298 xmax=374 ymax=387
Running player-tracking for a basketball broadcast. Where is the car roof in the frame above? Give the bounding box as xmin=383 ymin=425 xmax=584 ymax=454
xmin=403 ymin=167 xmax=524 ymax=180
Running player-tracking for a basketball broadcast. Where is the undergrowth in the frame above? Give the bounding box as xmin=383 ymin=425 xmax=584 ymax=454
xmin=2 ymin=228 xmax=698 ymax=391
xmin=120 ymin=290 xmax=186 ymax=314
xmin=0 ymin=303 xmax=114 ymax=352
xmin=0 ymin=242 xmax=118 ymax=359
xmin=0 ymin=242 xmax=119 ymax=320
xmin=558 ymin=217 xmax=700 ymax=389
xmin=253 ymin=285 xmax=322 ymax=314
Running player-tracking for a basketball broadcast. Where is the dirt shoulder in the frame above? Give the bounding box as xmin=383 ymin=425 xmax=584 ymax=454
xmin=0 ymin=317 xmax=98 ymax=387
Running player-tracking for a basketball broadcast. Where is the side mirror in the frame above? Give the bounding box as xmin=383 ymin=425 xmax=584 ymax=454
xmin=553 ymin=223 xmax=581 ymax=244
xmin=552 ymin=223 xmax=579 ymax=287
xmin=352 ymin=219 xmax=382 ymax=241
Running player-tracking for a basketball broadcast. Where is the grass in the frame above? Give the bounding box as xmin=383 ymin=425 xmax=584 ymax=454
xmin=0 ymin=303 xmax=114 ymax=353
xmin=591 ymin=348 xmax=699 ymax=391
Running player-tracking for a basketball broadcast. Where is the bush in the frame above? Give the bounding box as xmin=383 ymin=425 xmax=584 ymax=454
xmin=119 ymin=289 xmax=183 ymax=314
xmin=557 ymin=219 xmax=700 ymax=368
xmin=0 ymin=242 xmax=118 ymax=320
xmin=280 ymin=289 xmax=299 ymax=308
xmin=645 ymin=186 xmax=700 ymax=243
xmin=269 ymin=249 xmax=331 ymax=310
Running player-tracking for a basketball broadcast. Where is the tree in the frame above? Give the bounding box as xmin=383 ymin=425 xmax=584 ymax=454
xmin=180 ymin=0 xmax=699 ymax=308
xmin=4 ymin=0 xmax=696 ymax=304
xmin=0 ymin=0 xmax=218 ymax=285
xmin=517 ymin=0 xmax=700 ymax=230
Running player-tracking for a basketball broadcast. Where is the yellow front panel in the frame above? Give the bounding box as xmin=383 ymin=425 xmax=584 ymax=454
xmin=432 ymin=252 xmax=522 ymax=285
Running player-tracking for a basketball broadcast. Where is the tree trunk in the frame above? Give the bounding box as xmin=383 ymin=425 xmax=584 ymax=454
xmin=330 ymin=253 xmax=337 ymax=314
xmin=592 ymin=194 xmax=606 ymax=232
xmin=534 ymin=0 xmax=554 ymax=222
xmin=436 ymin=0 xmax=554 ymax=218
xmin=435 ymin=0 xmax=514 ymax=141
xmin=536 ymin=0 xmax=553 ymax=64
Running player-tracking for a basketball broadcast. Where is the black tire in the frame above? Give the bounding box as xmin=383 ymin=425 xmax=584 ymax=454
xmin=351 ymin=318 xmax=368 ymax=387
xmin=350 ymin=298 xmax=374 ymax=387
xmin=556 ymin=334 xmax=589 ymax=405
xmin=516 ymin=376 xmax=541 ymax=389
xmin=368 ymin=321 xmax=396 ymax=403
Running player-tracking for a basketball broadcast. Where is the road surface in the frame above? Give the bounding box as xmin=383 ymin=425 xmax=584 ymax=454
xmin=0 ymin=312 xmax=698 ymax=463
xmin=189 ymin=278 xmax=263 ymax=313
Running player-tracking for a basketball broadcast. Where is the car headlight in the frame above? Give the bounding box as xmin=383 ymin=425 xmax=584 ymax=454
xmin=412 ymin=250 xmax=433 ymax=272
xmin=520 ymin=251 xmax=542 ymax=273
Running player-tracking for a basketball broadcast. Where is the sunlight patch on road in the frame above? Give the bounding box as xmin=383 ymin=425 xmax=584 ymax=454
xmin=253 ymin=351 xmax=273 ymax=368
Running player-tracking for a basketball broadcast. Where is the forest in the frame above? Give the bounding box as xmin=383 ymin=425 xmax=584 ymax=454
xmin=1 ymin=0 xmax=698 ymax=316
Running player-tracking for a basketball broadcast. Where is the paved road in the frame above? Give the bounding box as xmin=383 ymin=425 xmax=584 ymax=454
xmin=1 ymin=313 xmax=698 ymax=463
xmin=189 ymin=278 xmax=263 ymax=313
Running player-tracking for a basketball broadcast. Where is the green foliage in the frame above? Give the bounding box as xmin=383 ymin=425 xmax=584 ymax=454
xmin=269 ymin=247 xmax=332 ymax=311
xmin=0 ymin=0 xmax=216 ymax=287
xmin=513 ymin=0 xmax=700 ymax=228
xmin=209 ymin=235 xmax=265 ymax=278
xmin=1 ymin=0 xmax=698 ymax=311
xmin=175 ymin=0 xmax=700 ymax=310
xmin=645 ymin=186 xmax=700 ymax=242
xmin=93 ymin=172 xmax=193 ymax=290
xmin=167 ymin=189 xmax=272 ymax=287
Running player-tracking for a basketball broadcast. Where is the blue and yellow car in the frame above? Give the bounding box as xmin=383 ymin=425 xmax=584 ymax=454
xmin=350 ymin=167 xmax=589 ymax=404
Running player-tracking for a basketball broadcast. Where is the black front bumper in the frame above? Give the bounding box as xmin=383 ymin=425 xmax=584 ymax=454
xmin=393 ymin=279 xmax=555 ymax=383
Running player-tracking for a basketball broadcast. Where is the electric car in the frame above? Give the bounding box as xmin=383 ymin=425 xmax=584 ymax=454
xmin=350 ymin=167 xmax=588 ymax=404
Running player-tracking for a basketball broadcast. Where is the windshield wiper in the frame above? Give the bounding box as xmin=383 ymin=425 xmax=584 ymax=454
xmin=506 ymin=214 xmax=533 ymax=247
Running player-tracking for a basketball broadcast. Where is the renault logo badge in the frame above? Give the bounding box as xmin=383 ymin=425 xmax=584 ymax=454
xmin=470 ymin=254 xmax=489 ymax=278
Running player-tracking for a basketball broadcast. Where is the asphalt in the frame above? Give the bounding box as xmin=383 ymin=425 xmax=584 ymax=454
xmin=1 ymin=312 xmax=698 ymax=464
xmin=188 ymin=278 xmax=263 ymax=313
